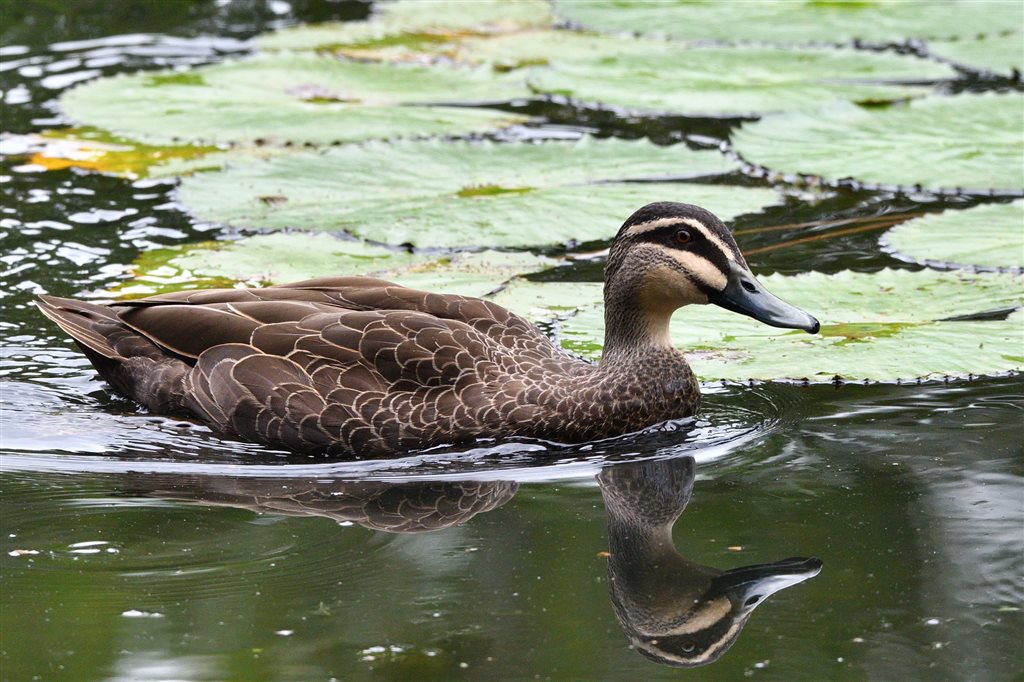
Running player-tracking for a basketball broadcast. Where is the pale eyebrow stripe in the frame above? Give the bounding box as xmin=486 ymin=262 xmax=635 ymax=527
xmin=622 ymin=217 xmax=689 ymax=236
xmin=677 ymin=217 xmax=738 ymax=262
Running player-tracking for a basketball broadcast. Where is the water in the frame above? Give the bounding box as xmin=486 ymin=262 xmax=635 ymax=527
xmin=1 ymin=2 xmax=1022 ymax=680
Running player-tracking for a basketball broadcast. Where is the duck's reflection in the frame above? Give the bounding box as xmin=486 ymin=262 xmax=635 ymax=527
xmin=598 ymin=457 xmax=821 ymax=667
xmin=126 ymin=475 xmax=518 ymax=532
xmin=122 ymin=456 xmax=819 ymax=667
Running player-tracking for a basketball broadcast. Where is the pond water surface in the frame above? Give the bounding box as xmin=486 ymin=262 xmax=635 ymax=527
xmin=1 ymin=2 xmax=1022 ymax=681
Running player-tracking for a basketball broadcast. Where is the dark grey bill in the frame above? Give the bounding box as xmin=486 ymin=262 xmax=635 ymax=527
xmin=714 ymin=556 xmax=823 ymax=615
xmin=708 ymin=261 xmax=820 ymax=333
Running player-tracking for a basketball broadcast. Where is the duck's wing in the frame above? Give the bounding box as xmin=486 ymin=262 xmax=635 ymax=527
xmin=182 ymin=301 xmax=570 ymax=451
xmin=116 ymin=277 xmax=556 ymax=359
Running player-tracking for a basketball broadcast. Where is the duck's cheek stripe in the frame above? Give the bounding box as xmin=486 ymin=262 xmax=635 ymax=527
xmin=655 ymin=248 xmax=728 ymax=291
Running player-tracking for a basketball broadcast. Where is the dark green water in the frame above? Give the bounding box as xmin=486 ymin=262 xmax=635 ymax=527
xmin=1 ymin=2 xmax=1022 ymax=680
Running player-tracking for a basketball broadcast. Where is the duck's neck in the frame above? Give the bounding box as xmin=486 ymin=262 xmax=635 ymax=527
xmin=601 ymin=270 xmax=679 ymax=361
xmin=604 ymin=504 xmax=718 ymax=619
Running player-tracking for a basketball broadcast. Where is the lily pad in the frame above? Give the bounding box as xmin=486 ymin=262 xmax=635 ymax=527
xmin=175 ymin=137 xmax=780 ymax=248
xmin=115 ymin=232 xmax=556 ymax=298
xmin=881 ymin=200 xmax=1024 ymax=271
xmin=732 ymin=93 xmax=1024 ymax=194
xmin=513 ymin=36 xmax=953 ymax=116
xmin=554 ymin=0 xmax=1024 ymax=45
xmin=59 ymin=52 xmax=528 ymax=146
xmin=928 ymin=32 xmax=1024 ymax=78
xmin=0 ymin=128 xmax=218 ymax=179
xmin=257 ymin=25 xmax=955 ymax=115
xmin=490 ymin=268 xmax=1024 ymax=382
xmin=258 ymin=0 xmax=553 ymax=53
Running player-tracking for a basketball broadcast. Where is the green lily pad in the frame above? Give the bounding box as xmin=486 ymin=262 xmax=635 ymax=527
xmin=732 ymin=93 xmax=1024 ymax=194
xmin=115 ymin=232 xmax=556 ymax=298
xmin=490 ymin=268 xmax=1024 ymax=382
xmin=881 ymin=200 xmax=1024 ymax=271
xmin=59 ymin=52 xmax=529 ymax=146
xmin=258 ymin=0 xmax=553 ymax=53
xmin=467 ymin=32 xmax=954 ymax=115
xmin=928 ymin=32 xmax=1024 ymax=77
xmin=174 ymin=137 xmax=780 ymax=248
xmin=554 ymin=0 xmax=1024 ymax=45
xmin=257 ymin=24 xmax=955 ymax=115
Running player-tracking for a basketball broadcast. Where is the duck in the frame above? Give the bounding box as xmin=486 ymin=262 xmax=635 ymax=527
xmin=598 ymin=457 xmax=822 ymax=667
xmin=37 ymin=201 xmax=819 ymax=458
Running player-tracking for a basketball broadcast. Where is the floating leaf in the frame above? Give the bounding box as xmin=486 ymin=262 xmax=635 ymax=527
xmin=465 ymin=32 xmax=955 ymax=115
xmin=175 ymin=137 xmax=780 ymax=248
xmin=59 ymin=53 xmax=528 ymax=146
xmin=0 ymin=129 xmax=218 ymax=179
xmin=115 ymin=232 xmax=556 ymax=298
xmin=259 ymin=25 xmax=955 ymax=115
xmin=732 ymin=93 xmax=1024 ymax=194
xmin=490 ymin=269 xmax=1024 ymax=382
xmin=554 ymin=0 xmax=1024 ymax=45
xmin=379 ymin=250 xmax=557 ymax=296
xmin=928 ymin=32 xmax=1024 ymax=77
xmin=881 ymin=200 xmax=1024 ymax=271
xmin=257 ymin=0 xmax=552 ymax=53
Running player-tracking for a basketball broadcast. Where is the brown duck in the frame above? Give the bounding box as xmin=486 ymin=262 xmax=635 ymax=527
xmin=37 ymin=202 xmax=819 ymax=457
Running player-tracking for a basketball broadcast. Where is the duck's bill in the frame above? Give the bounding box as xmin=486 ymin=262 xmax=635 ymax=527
xmin=715 ymin=556 xmax=823 ymax=615
xmin=708 ymin=262 xmax=820 ymax=334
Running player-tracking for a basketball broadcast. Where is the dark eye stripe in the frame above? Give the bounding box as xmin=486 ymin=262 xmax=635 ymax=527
xmin=635 ymin=224 xmax=739 ymax=262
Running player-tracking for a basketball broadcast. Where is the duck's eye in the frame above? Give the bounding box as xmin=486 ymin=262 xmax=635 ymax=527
xmin=674 ymin=229 xmax=692 ymax=245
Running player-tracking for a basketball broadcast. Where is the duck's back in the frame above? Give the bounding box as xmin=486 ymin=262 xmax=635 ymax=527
xmin=38 ymin=277 xmax=600 ymax=457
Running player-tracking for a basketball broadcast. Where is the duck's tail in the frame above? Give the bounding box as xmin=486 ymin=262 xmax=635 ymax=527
xmin=36 ymin=295 xmax=190 ymax=414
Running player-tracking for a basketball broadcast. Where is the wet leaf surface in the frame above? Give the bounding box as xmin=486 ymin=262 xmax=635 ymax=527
xmin=258 ymin=0 xmax=553 ymax=52
xmin=116 ymin=233 xmax=555 ymax=297
xmin=174 ymin=137 xmax=778 ymax=247
xmin=881 ymin=200 xmax=1024 ymax=271
xmin=732 ymin=93 xmax=1024 ymax=194
xmin=927 ymin=31 xmax=1024 ymax=77
xmin=59 ymin=52 xmax=530 ymax=145
xmin=554 ymin=0 xmax=1024 ymax=45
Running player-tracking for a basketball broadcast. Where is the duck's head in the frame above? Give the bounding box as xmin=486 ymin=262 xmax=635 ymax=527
xmin=613 ymin=555 xmax=824 ymax=668
xmin=599 ymin=458 xmax=823 ymax=668
xmin=605 ymin=202 xmax=819 ymax=337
